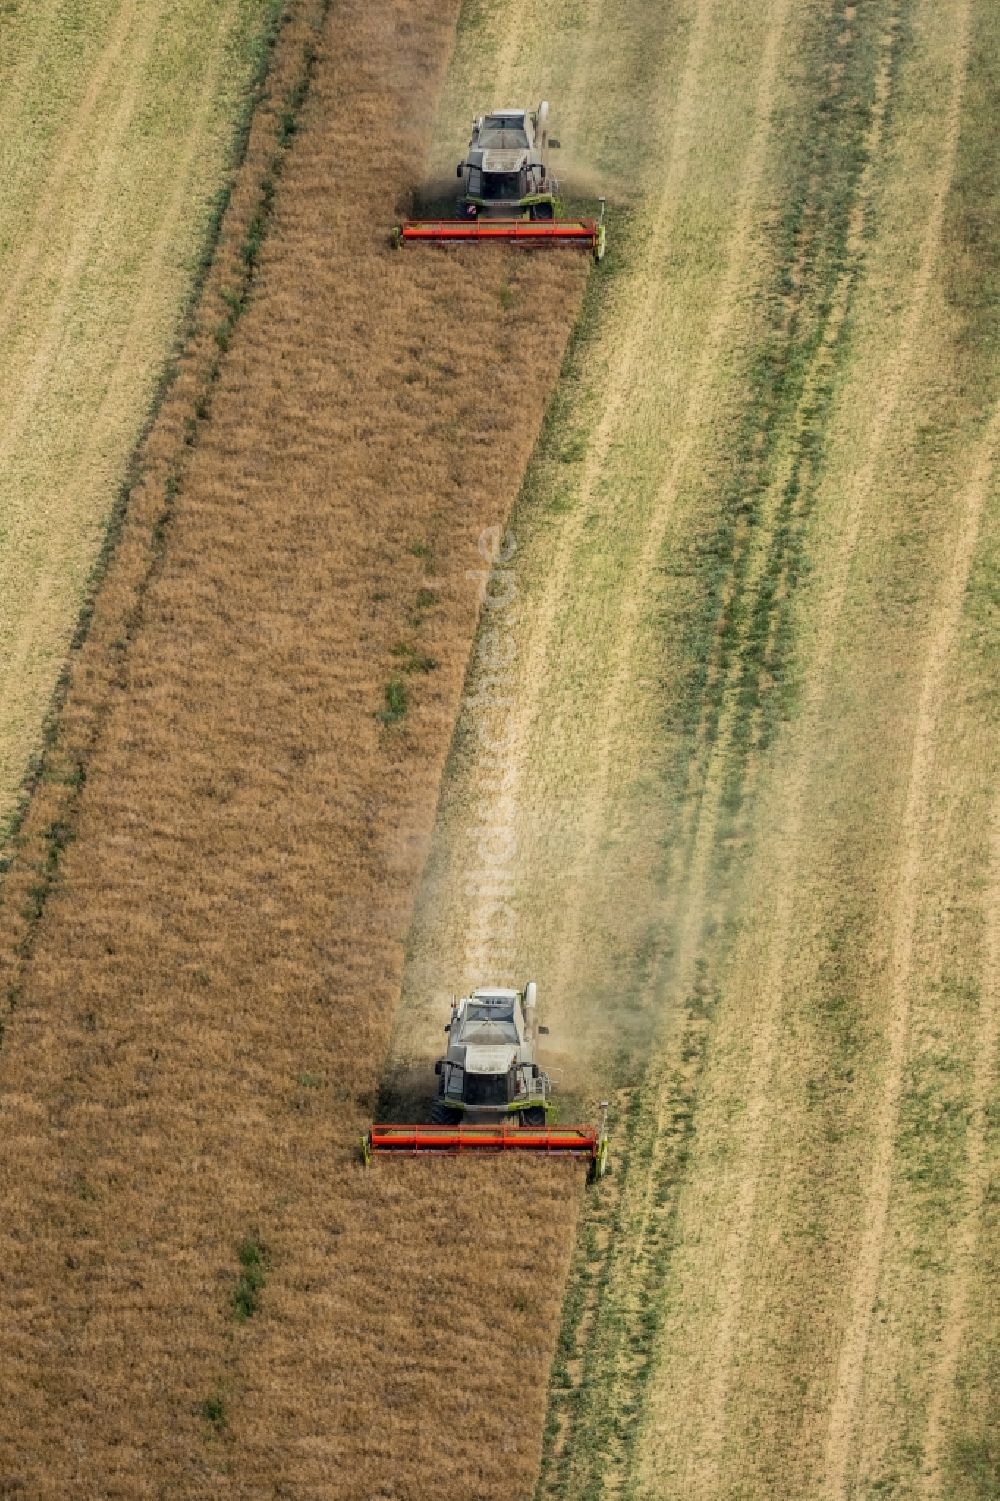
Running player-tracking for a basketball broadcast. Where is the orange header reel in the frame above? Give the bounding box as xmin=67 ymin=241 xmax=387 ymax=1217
xmin=363 ymin=1118 xmax=609 ymax=1181
xmin=391 ymin=216 xmax=606 ymax=262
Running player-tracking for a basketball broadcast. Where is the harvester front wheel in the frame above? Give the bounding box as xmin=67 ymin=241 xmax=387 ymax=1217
xmin=432 ymin=1098 xmax=462 ymax=1126
xmin=520 ymin=1106 xmax=547 ymax=1127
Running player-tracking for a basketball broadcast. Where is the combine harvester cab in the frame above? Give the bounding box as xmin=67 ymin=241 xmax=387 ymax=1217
xmin=434 ymin=983 xmax=552 ymax=1126
xmin=365 ymin=983 xmax=609 ymax=1182
xmin=393 ymin=102 xmax=607 ymax=263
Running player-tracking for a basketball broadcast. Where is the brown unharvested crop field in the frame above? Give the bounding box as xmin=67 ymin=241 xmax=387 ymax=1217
xmin=1 ymin=0 xmax=997 ymax=1496
xmin=0 ymin=0 xmax=589 ymax=1493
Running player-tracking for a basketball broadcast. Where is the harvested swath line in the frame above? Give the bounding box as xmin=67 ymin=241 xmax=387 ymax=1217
xmin=0 ymin=0 xmax=589 ymax=1496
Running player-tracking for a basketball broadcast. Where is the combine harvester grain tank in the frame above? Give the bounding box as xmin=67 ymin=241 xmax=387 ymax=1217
xmin=365 ymin=983 xmax=609 ymax=1182
xmin=393 ymin=102 xmax=607 ymax=263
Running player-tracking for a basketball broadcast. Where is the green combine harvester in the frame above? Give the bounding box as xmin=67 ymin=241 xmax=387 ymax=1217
xmin=364 ymin=983 xmax=609 ymax=1182
xmin=393 ymin=102 xmax=606 ymax=262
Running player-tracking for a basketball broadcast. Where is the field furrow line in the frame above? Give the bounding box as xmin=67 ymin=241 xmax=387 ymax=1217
xmin=461 ymin=0 xmax=715 ymax=979
xmin=919 ymin=780 xmax=1000 ymax=1496
xmin=0 ymin=0 xmax=137 ymax=340
xmin=821 ymin=12 xmax=974 ymax=1493
xmin=0 ymin=0 xmax=239 ymax=731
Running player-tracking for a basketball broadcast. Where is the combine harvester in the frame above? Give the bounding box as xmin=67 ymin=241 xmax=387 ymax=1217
xmin=393 ymin=102 xmax=607 ymax=263
xmin=365 ymin=983 xmax=609 ymax=1182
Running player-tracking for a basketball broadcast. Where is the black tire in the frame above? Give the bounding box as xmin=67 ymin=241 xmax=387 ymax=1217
xmin=530 ymin=202 xmax=554 ymax=222
xmin=432 ymin=1097 xmax=462 ymax=1126
xmin=521 ymin=1106 xmax=547 ymax=1127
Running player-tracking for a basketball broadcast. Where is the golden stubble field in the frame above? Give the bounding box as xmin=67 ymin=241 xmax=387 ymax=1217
xmin=0 ymin=0 xmax=283 ymax=839
xmin=0 ymin=0 xmax=592 ymax=1494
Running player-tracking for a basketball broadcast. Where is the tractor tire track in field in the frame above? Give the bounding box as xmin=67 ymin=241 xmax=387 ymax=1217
xmin=820 ymin=9 xmax=974 ymax=1490
xmin=920 ymin=775 xmax=1000 ymax=1497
